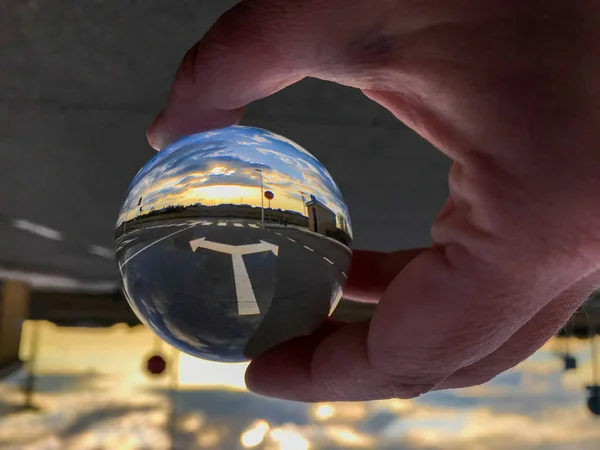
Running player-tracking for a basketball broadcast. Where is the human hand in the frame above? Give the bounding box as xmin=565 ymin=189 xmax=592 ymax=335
xmin=147 ymin=0 xmax=600 ymax=401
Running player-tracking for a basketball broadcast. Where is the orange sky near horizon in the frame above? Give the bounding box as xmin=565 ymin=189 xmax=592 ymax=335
xmin=120 ymin=183 xmax=311 ymax=225
xmin=173 ymin=184 xmax=304 ymax=213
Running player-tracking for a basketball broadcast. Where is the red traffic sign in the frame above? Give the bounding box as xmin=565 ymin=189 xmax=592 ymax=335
xmin=264 ymin=190 xmax=274 ymax=200
xmin=145 ymin=354 xmax=167 ymax=376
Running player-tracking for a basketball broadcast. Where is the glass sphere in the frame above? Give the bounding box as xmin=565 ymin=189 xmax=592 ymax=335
xmin=115 ymin=125 xmax=353 ymax=362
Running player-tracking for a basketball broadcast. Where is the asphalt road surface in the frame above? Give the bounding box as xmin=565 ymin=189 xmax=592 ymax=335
xmin=115 ymin=218 xmax=351 ymax=362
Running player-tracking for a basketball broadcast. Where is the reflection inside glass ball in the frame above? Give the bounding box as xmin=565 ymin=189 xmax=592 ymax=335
xmin=115 ymin=125 xmax=353 ymax=362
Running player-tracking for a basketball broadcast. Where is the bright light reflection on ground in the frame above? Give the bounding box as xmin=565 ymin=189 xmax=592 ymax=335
xmin=1 ymin=321 xmax=599 ymax=449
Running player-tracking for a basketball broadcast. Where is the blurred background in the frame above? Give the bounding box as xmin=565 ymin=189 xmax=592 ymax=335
xmin=2 ymin=1 xmax=600 ymax=449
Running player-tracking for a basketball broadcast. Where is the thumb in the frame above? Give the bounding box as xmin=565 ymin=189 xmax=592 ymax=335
xmin=344 ymin=248 xmax=429 ymax=303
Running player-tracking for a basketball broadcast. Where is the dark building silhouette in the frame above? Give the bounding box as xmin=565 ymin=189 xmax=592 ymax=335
xmin=0 ymin=282 xmax=30 ymax=379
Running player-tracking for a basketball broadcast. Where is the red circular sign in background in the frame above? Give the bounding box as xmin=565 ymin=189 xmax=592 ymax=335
xmin=145 ymin=354 xmax=167 ymax=376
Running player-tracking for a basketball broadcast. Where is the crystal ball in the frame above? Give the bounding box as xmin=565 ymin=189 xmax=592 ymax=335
xmin=115 ymin=125 xmax=353 ymax=362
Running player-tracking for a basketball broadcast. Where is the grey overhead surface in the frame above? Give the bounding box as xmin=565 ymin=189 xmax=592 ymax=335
xmin=1 ymin=0 xmax=450 ymax=288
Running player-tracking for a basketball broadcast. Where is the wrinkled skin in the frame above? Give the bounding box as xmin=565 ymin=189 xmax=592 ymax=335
xmin=147 ymin=0 xmax=600 ymax=402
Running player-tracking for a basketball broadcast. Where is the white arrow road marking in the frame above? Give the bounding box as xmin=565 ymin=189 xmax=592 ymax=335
xmin=232 ymin=253 xmax=260 ymax=315
xmin=189 ymin=237 xmax=279 ymax=316
xmin=189 ymin=238 xmax=279 ymax=256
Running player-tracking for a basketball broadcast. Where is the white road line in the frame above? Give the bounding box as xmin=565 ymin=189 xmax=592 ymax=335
xmin=218 ymin=222 xmax=227 ymax=227
xmin=275 ymin=232 xmax=282 ymax=236
xmin=232 ymin=254 xmax=261 ymax=315
xmin=116 ymin=236 xmax=138 ymax=250
xmin=287 ymin=238 xmax=296 ymax=242
xmin=233 ymin=223 xmax=244 ymax=228
xmin=200 ymin=222 xmax=212 ymax=226
xmin=11 ymin=219 xmax=63 ymax=241
xmin=248 ymin=224 xmax=259 ymax=229
xmin=0 ymin=269 xmax=117 ymax=292
xmin=323 ymin=257 xmax=334 ymax=265
xmin=342 ymin=272 xmax=347 ymax=278
xmin=89 ymin=245 xmax=113 ymax=260
xmin=303 ymin=245 xmax=314 ymax=252
xmin=120 ymin=224 xmax=196 ymax=268
xmin=118 ymin=237 xmax=138 ymax=246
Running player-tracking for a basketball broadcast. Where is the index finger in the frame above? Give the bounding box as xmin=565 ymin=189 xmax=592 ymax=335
xmin=146 ymin=1 xmax=318 ymax=150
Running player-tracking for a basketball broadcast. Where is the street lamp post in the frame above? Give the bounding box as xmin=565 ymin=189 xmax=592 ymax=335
xmin=255 ymin=169 xmax=264 ymax=224
xmin=22 ymin=320 xmax=41 ymax=411
xmin=167 ymin=346 xmax=180 ymax=450
xmin=299 ymin=191 xmax=308 ymax=216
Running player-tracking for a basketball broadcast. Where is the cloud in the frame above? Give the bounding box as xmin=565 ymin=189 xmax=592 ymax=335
xmin=119 ymin=156 xmax=272 ymax=221
xmin=236 ymin=140 xmax=259 ymax=146
xmin=163 ymin=155 xmax=269 ymax=182
xmin=117 ymin=126 xmax=352 ymax=232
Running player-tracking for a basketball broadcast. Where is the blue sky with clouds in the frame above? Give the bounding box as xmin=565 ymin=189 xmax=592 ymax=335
xmin=117 ymin=126 xmax=352 ymax=234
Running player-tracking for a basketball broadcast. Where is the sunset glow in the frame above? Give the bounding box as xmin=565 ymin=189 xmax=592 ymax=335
xmin=117 ymin=126 xmax=352 ymax=237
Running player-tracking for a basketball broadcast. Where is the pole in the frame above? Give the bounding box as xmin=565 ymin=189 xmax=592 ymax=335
xmin=168 ymin=346 xmax=180 ymax=450
xmin=299 ymin=191 xmax=308 ymax=216
xmin=256 ymin=169 xmax=264 ymax=224
xmin=268 ymin=199 xmax=272 ymax=222
xmin=23 ymin=320 xmax=40 ymax=411
xmin=153 ymin=334 xmax=162 ymax=353
xmin=260 ymin=172 xmax=264 ymax=223
xmin=590 ymin=314 xmax=598 ymax=387
xmin=593 ymin=338 xmax=599 ymax=387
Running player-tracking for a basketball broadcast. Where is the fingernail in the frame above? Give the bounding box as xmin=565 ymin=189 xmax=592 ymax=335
xmin=147 ymin=110 xmax=185 ymax=151
xmin=146 ymin=110 xmax=165 ymax=151
xmin=147 ymin=103 xmax=245 ymax=151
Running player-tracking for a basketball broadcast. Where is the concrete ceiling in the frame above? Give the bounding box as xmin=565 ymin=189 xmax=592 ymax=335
xmin=1 ymin=1 xmax=451 ymax=289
